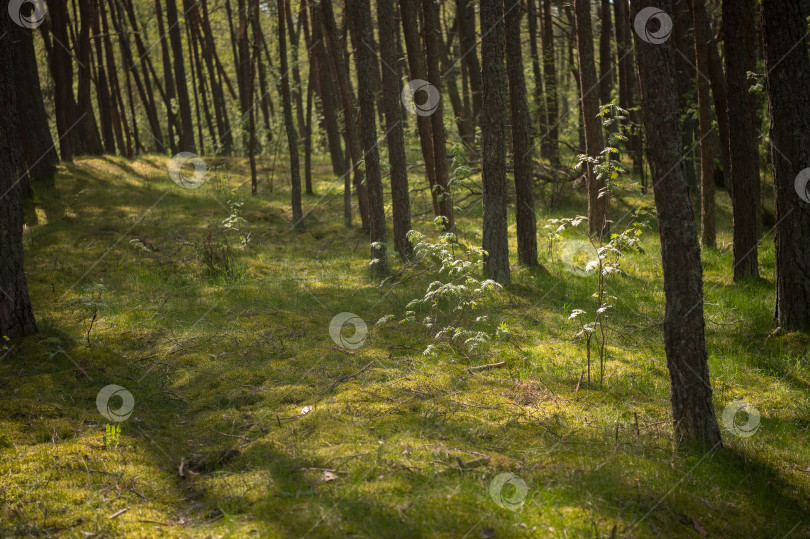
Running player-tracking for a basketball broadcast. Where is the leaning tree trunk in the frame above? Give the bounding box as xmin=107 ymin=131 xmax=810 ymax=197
xmin=632 ymin=0 xmax=722 ymax=449
xmin=505 ymin=0 xmax=538 ymax=267
xmin=0 ymin=19 xmax=37 ymax=338
xmin=378 ymin=0 xmax=412 ymax=258
xmin=574 ymin=0 xmax=608 ymax=238
xmin=11 ymin=24 xmax=57 ymax=183
xmin=347 ymin=0 xmax=389 ymax=278
xmin=688 ymin=0 xmax=716 ymax=249
xmin=723 ymin=0 xmax=760 ymax=281
xmin=277 ymin=0 xmax=303 ymax=228
xmin=480 ymin=0 xmax=511 ymax=285
xmin=762 ymin=0 xmax=810 ymax=331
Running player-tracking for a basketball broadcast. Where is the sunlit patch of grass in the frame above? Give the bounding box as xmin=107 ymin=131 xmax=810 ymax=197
xmin=0 ymin=153 xmax=807 ymax=537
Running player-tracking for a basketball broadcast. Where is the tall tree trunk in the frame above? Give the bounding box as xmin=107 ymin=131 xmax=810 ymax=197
xmin=155 ymin=0 xmax=178 ymax=154
xmin=278 ymin=0 xmax=304 ymax=227
xmin=673 ymin=2 xmax=698 ymax=195
xmin=574 ymin=0 xmax=608 ymax=238
xmin=527 ymin=0 xmax=546 ymax=154
xmin=613 ymin=0 xmax=642 ymax=178
xmin=598 ymin=0 xmax=613 ymax=107
xmin=304 ymin=58 xmax=314 ymax=194
xmin=505 ymin=0 xmax=538 ymax=267
xmin=0 ymin=19 xmax=37 ymax=338
xmin=347 ymin=0 xmax=389 ymax=278
xmin=688 ymin=0 xmax=716 ymax=249
xmin=11 ymin=24 xmax=57 ymax=182
xmin=632 ymin=0 xmax=722 ymax=449
xmin=199 ymin=0 xmax=235 ymax=155
xmin=541 ymin=0 xmax=560 ymax=166
xmin=75 ymin=0 xmax=103 ymax=155
xmin=378 ymin=0 xmax=412 ymax=258
xmin=762 ymin=0 xmax=810 ymax=330
xmin=456 ymin=0 xmax=482 ymax=128
xmin=723 ymin=0 xmax=760 ymax=280
xmin=704 ymin=19 xmax=731 ymax=189
xmin=421 ymin=0 xmax=454 ymax=231
xmin=166 ymin=0 xmax=196 ymax=152
xmin=90 ymin=0 xmax=115 ymax=154
xmin=47 ymin=0 xmax=80 ymax=161
xmin=400 ymin=0 xmax=440 ymax=218
xmin=480 ymin=0 xmax=511 ymax=285
xmin=319 ymin=0 xmax=361 ymax=229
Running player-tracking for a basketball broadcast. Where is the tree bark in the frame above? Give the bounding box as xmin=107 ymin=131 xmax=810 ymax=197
xmin=723 ymin=0 xmax=760 ymax=280
xmin=598 ymin=0 xmax=613 ymax=107
xmin=278 ymin=0 xmax=304 ymax=228
xmin=420 ymin=0 xmax=455 ymax=231
xmin=574 ymin=0 xmax=608 ymax=238
xmin=632 ymin=0 xmax=722 ymax=449
xmin=0 ymin=18 xmax=37 ymax=338
xmin=762 ymin=0 xmax=810 ymax=330
xmin=378 ymin=0 xmax=412 ymax=258
xmin=480 ymin=0 xmax=511 ymax=285
xmin=541 ymin=0 xmax=560 ymax=166
xmin=527 ymin=0 xmax=547 ymax=155
xmin=166 ymin=0 xmax=196 ymax=152
xmin=456 ymin=0 xmax=482 ymax=127
xmin=347 ymin=0 xmax=389 ymax=278
xmin=505 ymin=0 xmax=538 ymax=267
xmin=688 ymin=0 xmax=716 ymax=249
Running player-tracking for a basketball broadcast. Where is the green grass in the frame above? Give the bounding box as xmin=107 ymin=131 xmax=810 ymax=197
xmin=1 ymin=152 xmax=808 ymax=537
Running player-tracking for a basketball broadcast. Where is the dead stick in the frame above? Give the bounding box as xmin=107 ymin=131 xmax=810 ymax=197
xmin=467 ymin=361 xmax=506 ymax=372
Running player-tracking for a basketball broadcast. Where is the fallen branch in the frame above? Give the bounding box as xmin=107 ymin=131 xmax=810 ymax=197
xmin=467 ymin=361 xmax=506 ymax=373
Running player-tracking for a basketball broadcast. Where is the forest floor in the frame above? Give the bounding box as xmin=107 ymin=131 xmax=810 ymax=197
xmin=1 ymin=153 xmax=809 ymax=538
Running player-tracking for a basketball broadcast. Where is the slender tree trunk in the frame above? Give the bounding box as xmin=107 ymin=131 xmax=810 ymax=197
xmin=320 ymin=0 xmax=361 ymax=229
xmin=704 ymin=19 xmax=731 ymax=189
xmin=0 ymin=19 xmax=37 ymax=338
xmin=421 ymin=0 xmax=454 ymax=231
xmin=155 ymin=0 xmax=178 ymax=154
xmin=527 ymin=0 xmax=546 ymax=153
xmin=480 ymin=0 xmax=511 ymax=285
xmin=574 ymin=0 xmax=608 ymax=238
xmin=505 ymin=0 xmax=538 ymax=267
xmin=304 ymin=57 xmax=314 ymax=194
xmin=90 ymin=0 xmax=115 ymax=154
xmin=400 ymin=0 xmax=440 ymax=218
xmin=11 ymin=24 xmax=57 ymax=182
xmin=724 ymin=0 xmax=760 ymax=280
xmin=75 ymin=0 xmax=103 ymax=155
xmin=456 ymin=0 xmax=482 ymax=127
xmin=166 ymin=0 xmax=196 ymax=152
xmin=378 ymin=0 xmax=412 ymax=258
xmin=632 ymin=0 xmax=722 ymax=449
xmin=47 ymin=0 xmax=80 ymax=161
xmin=199 ymin=0 xmax=235 ymax=154
xmin=541 ymin=0 xmax=560 ymax=166
xmin=347 ymin=0 xmax=389 ymax=278
xmin=688 ymin=0 xmax=716 ymax=249
xmin=598 ymin=0 xmax=613 ymax=107
xmin=614 ymin=0 xmax=642 ymax=177
xmin=762 ymin=0 xmax=810 ymax=330
xmin=278 ymin=0 xmax=304 ymax=227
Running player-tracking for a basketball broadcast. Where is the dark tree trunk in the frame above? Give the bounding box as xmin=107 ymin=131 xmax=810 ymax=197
xmin=155 ymin=0 xmax=178 ymax=155
xmin=480 ymin=0 xmax=511 ymax=285
xmin=320 ymin=0 xmax=361 ymax=229
xmin=11 ymin=24 xmax=57 ymax=182
xmin=75 ymin=0 xmax=103 ymax=155
xmin=199 ymin=0 xmax=235 ymax=155
xmin=673 ymin=1 xmax=698 ymax=195
xmin=0 ymin=19 xmax=37 ymax=338
xmin=47 ymin=0 xmax=80 ymax=161
xmin=704 ymin=19 xmax=731 ymax=189
xmin=278 ymin=0 xmax=303 ymax=228
xmin=632 ymin=0 xmax=722 ymax=449
xmin=688 ymin=0 xmax=716 ymax=249
xmin=166 ymin=0 xmax=196 ymax=152
xmin=378 ymin=0 xmax=412 ymax=258
xmin=505 ymin=0 xmax=538 ymax=267
xmin=90 ymin=0 xmax=115 ymax=154
xmin=400 ymin=0 xmax=440 ymax=218
xmin=723 ymin=0 xmax=760 ymax=280
xmin=527 ymin=0 xmax=547 ymax=148
xmin=598 ymin=0 xmax=613 ymax=107
xmin=304 ymin=58 xmax=314 ymax=195
xmin=100 ymin=0 xmax=130 ymax=157
xmin=456 ymin=0 xmax=482 ymax=127
xmin=613 ymin=0 xmax=642 ymax=177
xmin=285 ymin=2 xmax=307 ymax=150
xmin=347 ymin=0 xmax=389 ymax=278
xmin=541 ymin=0 xmax=560 ymax=166
xmin=420 ymin=0 xmax=455 ymax=231
xmin=574 ymin=0 xmax=608 ymax=238
xmin=762 ymin=0 xmax=810 ymax=330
